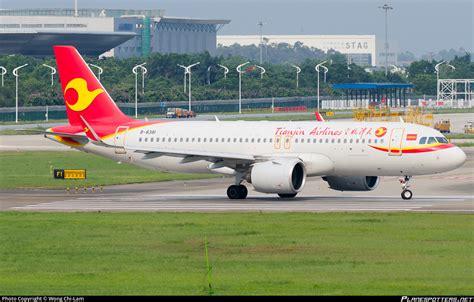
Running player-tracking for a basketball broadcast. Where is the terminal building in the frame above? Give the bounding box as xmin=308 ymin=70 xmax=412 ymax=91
xmin=217 ymin=35 xmax=377 ymax=66
xmin=0 ymin=9 xmax=230 ymax=58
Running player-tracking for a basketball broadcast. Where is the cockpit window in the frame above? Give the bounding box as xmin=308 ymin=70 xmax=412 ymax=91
xmin=427 ymin=137 xmax=437 ymax=144
xmin=436 ymin=137 xmax=449 ymax=144
xmin=419 ymin=137 xmax=427 ymax=144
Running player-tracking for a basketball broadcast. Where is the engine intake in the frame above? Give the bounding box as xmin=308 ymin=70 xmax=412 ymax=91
xmin=324 ymin=176 xmax=379 ymax=191
xmin=250 ymin=159 xmax=306 ymax=194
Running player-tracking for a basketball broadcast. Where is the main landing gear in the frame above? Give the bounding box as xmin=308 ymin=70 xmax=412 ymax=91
xmin=399 ymin=175 xmax=413 ymax=200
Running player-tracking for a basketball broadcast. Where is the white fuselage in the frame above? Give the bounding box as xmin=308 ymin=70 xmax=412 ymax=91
xmin=64 ymin=120 xmax=466 ymax=177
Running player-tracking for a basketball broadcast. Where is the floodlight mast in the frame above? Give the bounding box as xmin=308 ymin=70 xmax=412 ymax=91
xmin=379 ymin=4 xmax=393 ymax=77
xmin=236 ymin=62 xmax=250 ymax=114
xmin=13 ymin=64 xmax=28 ymax=123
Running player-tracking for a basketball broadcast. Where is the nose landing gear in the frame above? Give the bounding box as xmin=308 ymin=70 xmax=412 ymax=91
xmin=399 ymin=176 xmax=413 ymax=200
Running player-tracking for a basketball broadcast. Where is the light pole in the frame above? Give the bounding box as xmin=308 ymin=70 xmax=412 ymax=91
xmin=132 ymin=62 xmax=147 ymax=118
xmin=42 ymin=64 xmax=56 ymax=86
xmin=435 ymin=61 xmax=455 ymax=101
xmin=89 ymin=63 xmax=103 ymax=81
xmin=236 ymin=61 xmax=250 ymax=114
xmin=0 ymin=66 xmax=6 ymax=87
xmin=255 ymin=65 xmax=266 ymax=79
xmin=290 ymin=64 xmax=301 ymax=89
xmin=257 ymin=21 xmax=265 ymax=64
xmin=379 ymin=4 xmax=393 ymax=77
xmin=207 ymin=65 xmax=212 ymax=85
xmin=186 ymin=62 xmax=200 ymax=111
xmin=217 ymin=64 xmax=229 ymax=79
xmin=178 ymin=64 xmax=189 ymax=93
xmin=315 ymin=61 xmax=328 ymax=113
xmin=13 ymin=64 xmax=28 ymax=123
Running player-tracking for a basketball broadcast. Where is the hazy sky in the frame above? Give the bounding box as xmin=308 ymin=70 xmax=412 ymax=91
xmin=1 ymin=0 xmax=472 ymax=55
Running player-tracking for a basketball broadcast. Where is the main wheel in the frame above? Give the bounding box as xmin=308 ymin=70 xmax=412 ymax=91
xmin=278 ymin=193 xmax=297 ymax=198
xmin=238 ymin=185 xmax=248 ymax=199
xmin=227 ymin=185 xmax=241 ymax=199
xmin=401 ymin=189 xmax=413 ymax=200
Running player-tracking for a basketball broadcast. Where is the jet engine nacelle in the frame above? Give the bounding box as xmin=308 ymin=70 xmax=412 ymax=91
xmin=323 ymin=176 xmax=380 ymax=191
xmin=250 ymin=158 xmax=306 ymax=194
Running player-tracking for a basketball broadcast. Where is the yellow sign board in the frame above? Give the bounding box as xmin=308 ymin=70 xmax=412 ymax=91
xmin=54 ymin=169 xmax=87 ymax=180
xmin=325 ymin=111 xmax=334 ymax=117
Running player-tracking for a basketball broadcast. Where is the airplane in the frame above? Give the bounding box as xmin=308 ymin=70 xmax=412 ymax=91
xmin=41 ymin=46 xmax=466 ymax=200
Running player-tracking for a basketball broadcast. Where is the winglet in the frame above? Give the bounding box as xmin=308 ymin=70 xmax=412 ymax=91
xmin=315 ymin=112 xmax=325 ymax=122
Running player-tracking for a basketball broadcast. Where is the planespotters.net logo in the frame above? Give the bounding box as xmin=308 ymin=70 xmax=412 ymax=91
xmin=401 ymin=297 xmax=473 ymax=302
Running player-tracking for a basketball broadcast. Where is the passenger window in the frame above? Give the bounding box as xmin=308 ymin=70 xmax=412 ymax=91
xmin=197 ymin=138 xmax=201 ymax=142
xmin=150 ymin=138 xmax=154 ymax=142
xmin=331 ymin=139 xmax=335 ymax=143
xmin=156 ymin=138 xmax=160 ymax=142
xmin=180 ymin=138 xmax=183 ymax=142
xmin=427 ymin=137 xmax=437 ymax=144
xmin=222 ymin=138 xmax=225 ymax=142
xmin=295 ymin=138 xmax=299 ymax=143
xmin=374 ymin=139 xmax=378 ymax=144
xmin=210 ymin=138 xmax=213 ymax=143
xmin=227 ymin=138 xmax=231 ymax=143
xmin=325 ymin=138 xmax=329 ymax=143
xmin=257 ymin=138 xmax=261 ymax=143
xmin=349 ymin=139 xmax=353 ymax=143
xmin=436 ymin=137 xmax=448 ymax=143
xmin=419 ymin=137 xmax=427 ymax=144
xmin=192 ymin=138 xmax=195 ymax=142
xmin=239 ymin=138 xmax=243 ymax=143
xmin=362 ymin=139 xmax=365 ymax=143
xmin=251 ymin=138 xmax=255 ymax=143
xmin=269 ymin=138 xmax=273 ymax=143
xmin=186 ymin=138 xmax=189 ymax=142
xmin=145 ymin=137 xmax=148 ymax=142
xmin=263 ymin=138 xmax=266 ymax=143
xmin=313 ymin=138 xmax=317 ymax=143
xmin=319 ymin=139 xmax=323 ymax=143
xmin=203 ymin=138 xmax=207 ymax=142
xmin=174 ymin=138 xmax=177 ymax=142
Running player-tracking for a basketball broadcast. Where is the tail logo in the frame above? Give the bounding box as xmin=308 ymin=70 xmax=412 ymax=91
xmin=64 ymin=78 xmax=104 ymax=112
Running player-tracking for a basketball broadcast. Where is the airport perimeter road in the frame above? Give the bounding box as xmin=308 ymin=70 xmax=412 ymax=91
xmin=2 ymin=148 xmax=472 ymax=213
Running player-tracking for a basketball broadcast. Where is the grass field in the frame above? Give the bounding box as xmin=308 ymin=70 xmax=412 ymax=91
xmin=0 ymin=212 xmax=472 ymax=295
xmin=0 ymin=151 xmax=214 ymax=189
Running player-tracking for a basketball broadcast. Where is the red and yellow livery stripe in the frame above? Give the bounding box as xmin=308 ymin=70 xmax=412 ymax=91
xmin=369 ymin=143 xmax=455 ymax=154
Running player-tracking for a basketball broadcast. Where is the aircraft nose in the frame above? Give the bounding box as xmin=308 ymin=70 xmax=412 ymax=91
xmin=449 ymin=146 xmax=467 ymax=169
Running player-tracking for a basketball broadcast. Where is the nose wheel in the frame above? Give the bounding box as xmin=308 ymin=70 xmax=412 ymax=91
xmin=399 ymin=176 xmax=413 ymax=200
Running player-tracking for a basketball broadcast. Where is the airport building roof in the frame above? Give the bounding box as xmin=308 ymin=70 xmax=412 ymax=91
xmin=0 ymin=31 xmax=135 ymax=56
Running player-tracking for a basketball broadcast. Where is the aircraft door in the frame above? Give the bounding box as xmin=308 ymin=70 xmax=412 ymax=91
xmin=114 ymin=126 xmax=129 ymax=154
xmin=388 ymin=128 xmax=404 ymax=156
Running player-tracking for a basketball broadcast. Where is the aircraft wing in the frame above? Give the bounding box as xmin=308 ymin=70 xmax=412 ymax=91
xmin=132 ymin=146 xmax=256 ymax=163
